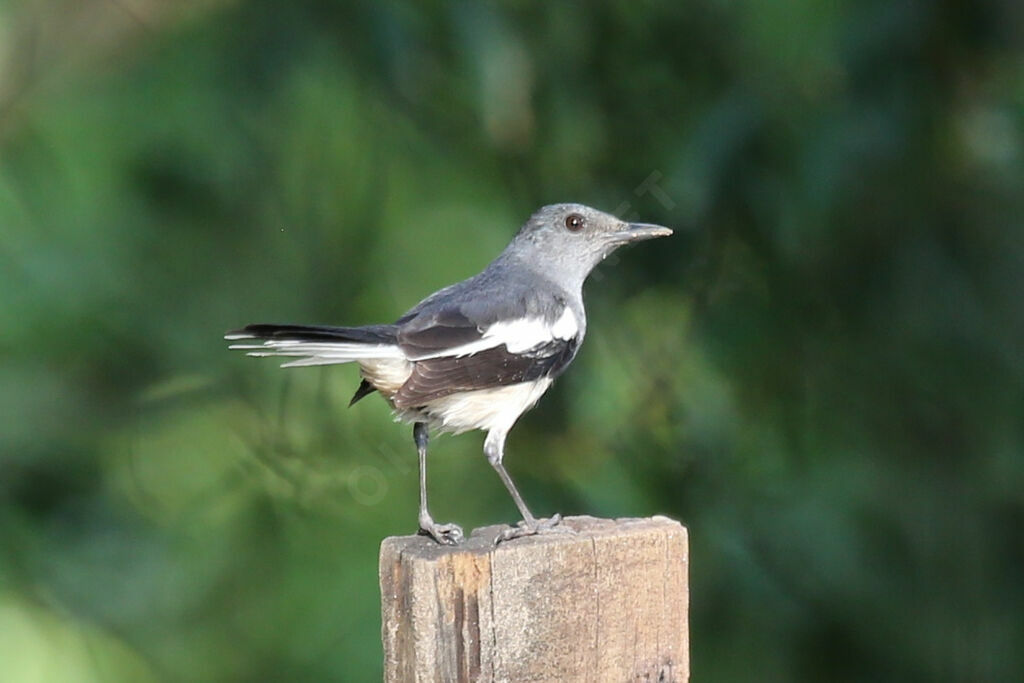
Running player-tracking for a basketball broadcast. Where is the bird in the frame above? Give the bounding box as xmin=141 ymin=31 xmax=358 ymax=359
xmin=226 ymin=203 xmax=672 ymax=544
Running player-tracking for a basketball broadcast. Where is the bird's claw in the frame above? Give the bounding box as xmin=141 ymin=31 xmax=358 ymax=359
xmin=496 ymin=513 xmax=571 ymax=544
xmin=419 ymin=520 xmax=464 ymax=545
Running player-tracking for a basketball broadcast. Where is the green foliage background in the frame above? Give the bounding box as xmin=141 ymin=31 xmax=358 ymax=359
xmin=1 ymin=1 xmax=1022 ymax=680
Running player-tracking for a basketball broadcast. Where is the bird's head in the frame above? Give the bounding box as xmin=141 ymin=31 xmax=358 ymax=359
xmin=507 ymin=203 xmax=672 ymax=284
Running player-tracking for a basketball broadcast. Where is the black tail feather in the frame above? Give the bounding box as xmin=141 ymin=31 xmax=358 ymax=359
xmin=348 ymin=379 xmax=378 ymax=406
xmin=227 ymin=323 xmax=398 ymax=344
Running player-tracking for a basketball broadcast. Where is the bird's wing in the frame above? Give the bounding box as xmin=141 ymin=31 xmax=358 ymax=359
xmin=397 ymin=303 xmax=579 ymax=361
xmin=394 ymin=306 xmax=485 ymax=359
xmin=393 ymin=338 xmax=579 ymax=408
xmin=392 ymin=300 xmax=581 ymax=407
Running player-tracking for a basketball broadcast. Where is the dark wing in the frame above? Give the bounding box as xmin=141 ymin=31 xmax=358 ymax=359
xmin=395 ymin=307 xmax=483 ymax=359
xmin=393 ymin=338 xmax=578 ymax=409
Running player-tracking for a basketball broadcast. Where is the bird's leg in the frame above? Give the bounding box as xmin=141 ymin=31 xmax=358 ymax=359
xmin=414 ymin=422 xmax=463 ymax=545
xmin=484 ymin=430 xmax=566 ymax=543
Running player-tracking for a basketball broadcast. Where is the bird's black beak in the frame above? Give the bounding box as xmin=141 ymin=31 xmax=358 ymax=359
xmin=611 ymin=222 xmax=674 ymax=243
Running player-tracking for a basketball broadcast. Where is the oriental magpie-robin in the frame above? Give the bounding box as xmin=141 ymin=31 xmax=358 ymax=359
xmin=227 ymin=203 xmax=671 ymax=544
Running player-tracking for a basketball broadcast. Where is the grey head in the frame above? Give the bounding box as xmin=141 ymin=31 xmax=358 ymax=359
xmin=501 ymin=203 xmax=672 ymax=287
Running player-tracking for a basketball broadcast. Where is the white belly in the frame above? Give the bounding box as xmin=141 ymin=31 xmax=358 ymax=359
xmin=404 ymin=379 xmax=553 ymax=434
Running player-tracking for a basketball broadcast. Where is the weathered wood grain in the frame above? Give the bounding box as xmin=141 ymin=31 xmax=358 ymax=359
xmin=380 ymin=515 xmax=688 ymax=682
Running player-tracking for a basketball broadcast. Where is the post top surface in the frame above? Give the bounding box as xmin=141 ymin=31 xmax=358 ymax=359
xmin=380 ymin=514 xmax=687 ymax=561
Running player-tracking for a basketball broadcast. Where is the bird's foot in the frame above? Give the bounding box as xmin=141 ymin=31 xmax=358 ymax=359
xmin=418 ymin=517 xmax=464 ymax=545
xmin=496 ymin=513 xmax=571 ymax=544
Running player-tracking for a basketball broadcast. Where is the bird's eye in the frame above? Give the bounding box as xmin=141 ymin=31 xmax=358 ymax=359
xmin=564 ymin=214 xmax=585 ymax=232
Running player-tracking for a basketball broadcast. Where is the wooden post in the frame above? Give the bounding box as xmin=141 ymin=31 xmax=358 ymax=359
xmin=379 ymin=515 xmax=688 ymax=682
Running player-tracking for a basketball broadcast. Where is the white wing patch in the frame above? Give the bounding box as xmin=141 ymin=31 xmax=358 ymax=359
xmin=550 ymin=307 xmax=578 ymax=341
xmin=410 ymin=307 xmax=578 ymax=360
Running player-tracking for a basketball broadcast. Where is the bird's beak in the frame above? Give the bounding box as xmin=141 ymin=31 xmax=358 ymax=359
xmin=611 ymin=222 xmax=674 ymax=243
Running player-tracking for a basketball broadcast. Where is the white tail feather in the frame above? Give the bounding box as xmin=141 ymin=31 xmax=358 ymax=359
xmin=280 ymin=357 xmax=368 ymax=368
xmin=229 ymin=340 xmax=407 ymax=367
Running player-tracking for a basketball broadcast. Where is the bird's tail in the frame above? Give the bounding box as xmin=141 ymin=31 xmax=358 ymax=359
xmin=226 ymin=323 xmax=405 ymax=368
